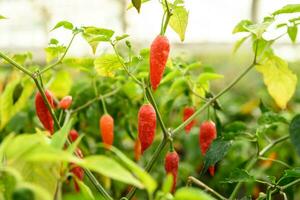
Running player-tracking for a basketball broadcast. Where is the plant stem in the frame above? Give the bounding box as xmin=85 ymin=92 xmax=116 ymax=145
xmin=111 ymin=42 xmax=142 ymax=86
xmin=126 ymin=138 xmax=168 ymax=199
xmin=1 ymin=52 xmax=113 ymax=200
xmin=259 ymin=135 xmax=289 ymax=156
xmin=146 ymin=86 xmax=168 ymax=137
xmin=160 ymin=0 xmax=172 ymax=35
xmin=40 ymin=33 xmax=78 ymax=74
xmin=281 ymin=178 xmax=300 ymax=190
xmin=258 ymin=156 xmax=291 ymax=168
xmin=173 ymin=63 xmax=255 ymax=135
xmin=187 ymin=176 xmax=227 ymax=200
xmin=0 ymin=52 xmax=33 ymax=78
xmin=70 ymin=88 xmax=120 ymax=114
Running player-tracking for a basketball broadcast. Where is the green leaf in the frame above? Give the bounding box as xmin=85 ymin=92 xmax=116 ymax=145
xmin=131 ymin=0 xmax=141 ymax=13
xmin=203 ymin=138 xmax=232 ymax=173
xmin=169 ymin=6 xmax=189 ymax=42
xmin=233 ymin=36 xmax=250 ymax=53
xmin=115 ymin=34 xmax=130 ymax=41
xmin=108 ymin=146 xmax=157 ymax=195
xmin=0 ymin=79 xmax=34 ymax=130
xmin=174 ymin=187 xmax=214 ymax=200
xmin=222 ymin=168 xmax=254 ymax=183
xmin=160 ymin=70 xmax=181 ymax=85
xmin=289 ymin=115 xmax=300 ymax=156
xmin=63 ymin=57 xmax=94 ymax=72
xmin=232 ymin=20 xmax=253 ymax=33
xmin=51 ymin=119 xmax=73 ymax=149
xmin=82 ymin=27 xmax=114 ymax=54
xmin=122 ymin=81 xmax=143 ymax=100
xmin=258 ymin=112 xmax=288 ymax=125
xmin=287 ymin=25 xmax=298 ymax=43
xmin=45 ymin=46 xmax=66 ymax=63
xmin=197 ymin=72 xmax=224 ymax=84
xmin=255 ymin=55 xmax=297 ymax=109
xmin=0 ymin=15 xmax=6 ymax=20
xmin=244 ymin=22 xmax=273 ymax=38
xmin=162 ymin=174 xmax=173 ymax=194
xmin=273 ymin=4 xmax=300 ymax=15
xmin=169 ymin=77 xmax=188 ymax=97
xmin=76 ymin=180 xmax=95 ymax=200
xmin=94 ymin=54 xmax=123 ymax=77
xmin=49 ymin=38 xmax=59 ymax=45
xmin=224 ymin=121 xmax=247 ymax=139
xmin=78 ymin=155 xmax=143 ymax=188
xmin=127 ymin=0 xmax=150 ymax=10
xmin=51 ymin=21 xmax=73 ymax=31
xmin=49 ymin=71 xmax=72 ymax=98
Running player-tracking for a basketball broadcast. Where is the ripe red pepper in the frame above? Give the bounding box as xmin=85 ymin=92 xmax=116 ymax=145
xmin=35 ymin=90 xmax=54 ymax=134
xmin=99 ymin=114 xmax=114 ymax=149
xmin=199 ymin=121 xmax=217 ymax=176
xmin=134 ymin=139 xmax=141 ymax=161
xmin=164 ymin=151 xmax=179 ymax=193
xmin=138 ymin=104 xmax=156 ymax=153
xmin=70 ymin=164 xmax=84 ymax=192
xmin=59 ymin=95 xmax=72 ymax=110
xmin=183 ymin=107 xmax=196 ymax=134
xmin=150 ymin=35 xmax=170 ymax=90
xmin=69 ymin=129 xmax=79 ymax=142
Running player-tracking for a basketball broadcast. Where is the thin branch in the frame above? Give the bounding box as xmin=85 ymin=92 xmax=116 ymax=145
xmin=146 ymin=86 xmax=168 ymax=137
xmin=258 ymin=156 xmax=291 ymax=168
xmin=0 ymin=52 xmax=33 ymax=78
xmin=70 ymin=88 xmax=120 ymax=114
xmin=40 ymin=32 xmax=78 ymax=74
xmin=187 ymin=176 xmax=227 ymax=200
xmin=111 ymin=42 xmax=143 ymax=86
xmin=173 ymin=63 xmax=255 ymax=135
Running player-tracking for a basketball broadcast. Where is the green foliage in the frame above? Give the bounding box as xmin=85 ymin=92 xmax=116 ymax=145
xmin=94 ymin=54 xmax=123 ymax=77
xmin=289 ymin=115 xmax=300 ymax=156
xmin=223 ymin=169 xmax=254 ymax=183
xmin=51 ymin=21 xmax=74 ymax=31
xmin=174 ymin=187 xmax=214 ymax=200
xmin=82 ymin=27 xmax=114 ymax=54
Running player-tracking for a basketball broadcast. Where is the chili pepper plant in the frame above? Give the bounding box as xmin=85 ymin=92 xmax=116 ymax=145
xmin=0 ymin=1 xmax=300 ymax=200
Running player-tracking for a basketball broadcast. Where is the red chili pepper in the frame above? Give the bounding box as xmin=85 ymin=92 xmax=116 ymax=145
xmin=59 ymin=95 xmax=72 ymax=110
xmin=183 ymin=107 xmax=196 ymax=134
xmin=134 ymin=138 xmax=141 ymax=161
xmin=69 ymin=129 xmax=79 ymax=142
xmin=164 ymin=151 xmax=179 ymax=193
xmin=138 ymin=104 xmax=156 ymax=153
xmin=150 ymin=35 xmax=170 ymax=90
xmin=35 ymin=90 xmax=54 ymax=134
xmin=99 ymin=114 xmax=114 ymax=149
xmin=70 ymin=164 xmax=84 ymax=192
xmin=199 ymin=120 xmax=217 ymax=176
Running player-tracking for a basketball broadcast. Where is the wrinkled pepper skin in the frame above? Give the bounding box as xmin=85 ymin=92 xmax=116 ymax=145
xmin=164 ymin=151 xmax=179 ymax=193
xmin=199 ymin=121 xmax=217 ymax=176
xmin=150 ymin=35 xmax=170 ymax=90
xmin=100 ymin=114 xmax=114 ymax=148
xmin=183 ymin=107 xmax=196 ymax=134
xmin=138 ymin=104 xmax=156 ymax=153
xmin=35 ymin=90 xmax=54 ymax=134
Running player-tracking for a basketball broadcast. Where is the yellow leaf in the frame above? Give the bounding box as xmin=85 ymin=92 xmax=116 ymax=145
xmin=256 ymin=55 xmax=297 ymax=109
